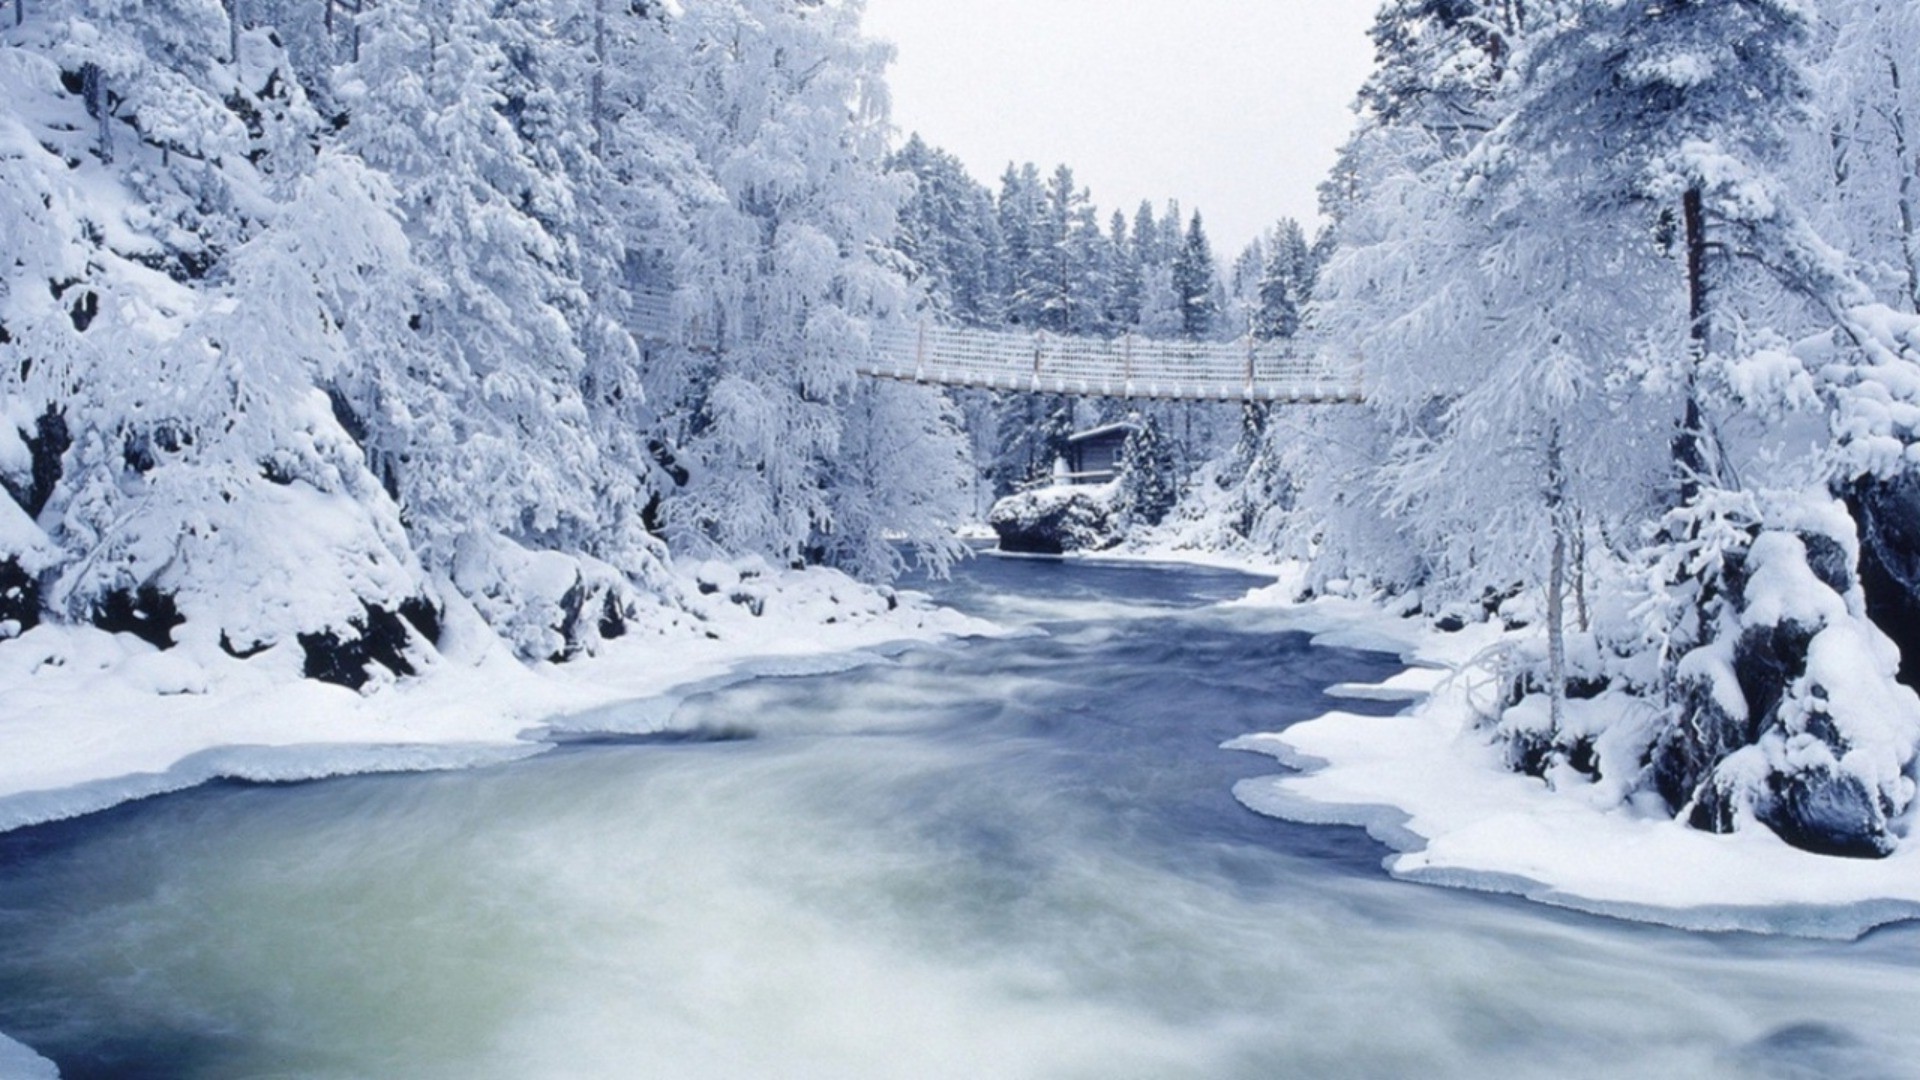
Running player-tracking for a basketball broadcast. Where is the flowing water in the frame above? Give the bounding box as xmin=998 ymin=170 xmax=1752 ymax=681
xmin=1 ymin=556 xmax=1918 ymax=1079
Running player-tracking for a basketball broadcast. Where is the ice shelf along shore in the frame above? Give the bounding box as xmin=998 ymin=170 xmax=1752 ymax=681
xmin=1223 ymin=577 xmax=1920 ymax=940
xmin=0 ymin=559 xmax=1000 ymax=837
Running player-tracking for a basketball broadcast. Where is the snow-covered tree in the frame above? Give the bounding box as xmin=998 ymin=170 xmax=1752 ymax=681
xmin=889 ymin=133 xmax=1002 ymax=326
xmin=1170 ymin=211 xmax=1218 ymax=339
xmin=649 ymin=0 xmax=961 ymax=580
xmin=1115 ymin=416 xmax=1178 ymax=527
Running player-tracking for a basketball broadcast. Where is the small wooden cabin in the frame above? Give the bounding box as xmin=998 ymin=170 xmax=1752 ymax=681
xmin=1057 ymin=421 xmax=1138 ymax=486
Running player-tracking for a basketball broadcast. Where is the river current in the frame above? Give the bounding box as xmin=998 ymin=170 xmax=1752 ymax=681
xmin=0 ymin=556 xmax=1917 ymax=1078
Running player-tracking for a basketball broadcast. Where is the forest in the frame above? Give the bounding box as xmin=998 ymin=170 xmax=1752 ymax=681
xmin=4 ymin=0 xmax=1920 ymax=862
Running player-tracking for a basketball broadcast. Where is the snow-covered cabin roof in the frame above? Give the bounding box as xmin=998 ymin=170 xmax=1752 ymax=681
xmin=1065 ymin=421 xmax=1140 ymax=445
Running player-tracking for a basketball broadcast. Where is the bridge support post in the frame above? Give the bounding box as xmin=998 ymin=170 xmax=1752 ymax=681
xmin=914 ymin=319 xmax=927 ymax=383
xmin=1123 ymin=332 xmax=1134 ymax=398
xmin=1032 ymin=331 xmax=1044 ymax=393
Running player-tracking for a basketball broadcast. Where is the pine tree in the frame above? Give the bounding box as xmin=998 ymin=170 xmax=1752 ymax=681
xmin=889 ymin=134 xmax=1002 ymax=326
xmin=1036 ymin=164 xmax=1088 ymax=333
xmin=1106 ymin=209 xmax=1143 ymax=328
xmin=997 ymin=162 xmax=1047 ymax=327
xmin=1170 ymin=211 xmax=1219 ymax=339
xmin=1116 ymin=416 xmax=1178 ymax=526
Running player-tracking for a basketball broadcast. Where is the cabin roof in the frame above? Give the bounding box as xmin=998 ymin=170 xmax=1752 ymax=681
xmin=1065 ymin=421 xmax=1139 ymax=445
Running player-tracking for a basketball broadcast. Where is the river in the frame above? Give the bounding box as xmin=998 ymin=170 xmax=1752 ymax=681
xmin=0 ymin=555 xmax=1916 ymax=1078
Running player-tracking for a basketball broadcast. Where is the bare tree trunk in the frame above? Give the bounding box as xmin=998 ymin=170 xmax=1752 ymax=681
xmin=1888 ymin=50 xmax=1920 ymax=314
xmin=1573 ymin=507 xmax=1590 ymax=634
xmin=14 ymin=0 xmax=23 ymax=30
xmin=353 ymin=0 xmax=364 ymax=64
xmin=1674 ymin=185 xmax=1712 ymax=504
xmin=226 ymin=0 xmax=241 ymax=63
xmin=325 ymin=0 xmax=334 ymax=39
xmin=1546 ymin=424 xmax=1568 ymax=737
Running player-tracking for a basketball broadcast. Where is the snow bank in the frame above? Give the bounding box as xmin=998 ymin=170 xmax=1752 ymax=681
xmin=0 ymin=560 xmax=1000 ymax=836
xmin=1226 ymin=587 xmax=1920 ymax=940
xmin=0 ymin=1034 xmax=57 ymax=1080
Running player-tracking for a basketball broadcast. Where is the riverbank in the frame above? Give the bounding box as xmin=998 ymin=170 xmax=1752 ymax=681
xmin=1211 ymin=575 xmax=1920 ymax=940
xmin=0 ymin=559 xmax=999 ymax=836
xmin=12 ymin=532 xmax=1920 ymax=943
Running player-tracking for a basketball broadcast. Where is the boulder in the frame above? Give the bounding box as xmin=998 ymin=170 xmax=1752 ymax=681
xmin=988 ymin=485 xmax=1119 ymax=555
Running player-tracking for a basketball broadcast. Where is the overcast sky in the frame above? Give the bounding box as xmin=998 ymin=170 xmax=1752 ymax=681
xmin=860 ymin=1 xmax=1380 ymax=256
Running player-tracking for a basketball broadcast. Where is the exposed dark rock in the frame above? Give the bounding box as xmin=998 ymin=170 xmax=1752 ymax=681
xmin=122 ymin=421 xmax=188 ymax=476
xmin=598 ymin=592 xmax=627 ymax=641
xmin=1799 ymin=531 xmax=1854 ymax=596
xmin=298 ymin=602 xmax=419 ymax=690
xmin=1565 ymin=736 xmax=1599 ymax=779
xmin=219 ymin=632 xmax=270 ymax=659
xmin=548 ymin=578 xmax=627 ymax=663
xmin=68 ymin=289 xmax=98 ymax=332
xmin=1756 ymin=765 xmax=1893 ymax=859
xmin=3 ymin=407 xmax=70 ymax=519
xmin=92 ymin=584 xmax=183 ymax=650
xmin=1847 ymin=475 xmax=1920 ymax=690
xmin=1731 ymin=620 xmax=1816 ymax=745
xmin=259 ymin=457 xmax=297 ymax=485
xmin=399 ymin=596 xmax=442 ymax=647
xmin=1565 ymin=675 xmax=1609 ymax=701
xmin=324 ymin=386 xmax=369 ymax=443
xmin=1504 ymin=727 xmax=1555 ymax=779
xmin=176 ymin=247 xmax=218 ymax=282
xmin=1654 ymin=522 xmax=1898 ymax=857
xmin=0 ymin=558 xmax=39 ymax=636
xmin=1655 ymin=675 xmax=1747 ymax=819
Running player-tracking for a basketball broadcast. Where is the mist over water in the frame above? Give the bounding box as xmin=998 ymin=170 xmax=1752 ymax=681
xmin=2 ymin=556 xmax=1919 ymax=1079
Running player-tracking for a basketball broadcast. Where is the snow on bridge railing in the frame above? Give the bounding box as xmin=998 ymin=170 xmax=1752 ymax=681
xmin=630 ymin=292 xmax=1363 ymax=404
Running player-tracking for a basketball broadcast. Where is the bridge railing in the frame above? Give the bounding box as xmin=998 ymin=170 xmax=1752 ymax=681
xmin=631 ymin=292 xmax=1362 ymax=403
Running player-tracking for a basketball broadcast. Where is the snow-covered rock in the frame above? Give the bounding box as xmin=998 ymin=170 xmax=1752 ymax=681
xmin=987 ymin=484 xmax=1120 ymax=555
xmin=1654 ymin=504 xmax=1920 ymax=858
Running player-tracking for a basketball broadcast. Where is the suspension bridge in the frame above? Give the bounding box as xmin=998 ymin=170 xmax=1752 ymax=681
xmin=633 ymin=295 xmax=1363 ymax=404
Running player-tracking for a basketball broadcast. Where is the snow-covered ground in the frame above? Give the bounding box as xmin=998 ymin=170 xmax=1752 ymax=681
xmin=1221 ymin=578 xmax=1920 ymax=940
xmin=0 ymin=561 xmax=999 ymax=837
xmin=0 ymin=1034 xmax=57 ymax=1080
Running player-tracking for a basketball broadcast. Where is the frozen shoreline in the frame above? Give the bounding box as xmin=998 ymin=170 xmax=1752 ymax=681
xmin=1217 ymin=576 xmax=1920 ymax=941
xmin=0 ymin=562 xmax=1001 ymax=838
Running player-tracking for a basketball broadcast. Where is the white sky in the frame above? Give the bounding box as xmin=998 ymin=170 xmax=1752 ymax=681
xmin=860 ymin=1 xmax=1380 ymax=256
